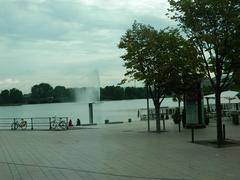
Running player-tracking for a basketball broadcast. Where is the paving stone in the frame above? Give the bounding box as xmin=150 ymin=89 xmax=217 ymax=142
xmin=0 ymin=120 xmax=239 ymax=180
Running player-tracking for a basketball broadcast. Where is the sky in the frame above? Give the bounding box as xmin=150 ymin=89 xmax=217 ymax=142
xmin=0 ymin=0 xmax=176 ymax=93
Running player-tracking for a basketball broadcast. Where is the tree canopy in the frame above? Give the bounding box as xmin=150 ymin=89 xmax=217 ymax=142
xmin=0 ymin=88 xmax=23 ymax=104
xmin=9 ymin=88 xmax=23 ymax=103
xmin=0 ymin=84 xmax=146 ymax=105
xmin=168 ymin=0 xmax=240 ymax=146
xmin=168 ymin=0 xmax=240 ymax=90
xmin=31 ymin=83 xmax=54 ymax=99
xmin=119 ymin=21 xmax=203 ymax=132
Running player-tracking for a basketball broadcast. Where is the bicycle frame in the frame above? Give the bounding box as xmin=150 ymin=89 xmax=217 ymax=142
xmin=11 ymin=119 xmax=27 ymax=130
xmin=51 ymin=119 xmax=66 ymax=130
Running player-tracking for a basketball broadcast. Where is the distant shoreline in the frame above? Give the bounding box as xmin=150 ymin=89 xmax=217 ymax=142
xmin=0 ymin=97 xmax=177 ymax=107
xmin=0 ymin=98 xmax=148 ymax=107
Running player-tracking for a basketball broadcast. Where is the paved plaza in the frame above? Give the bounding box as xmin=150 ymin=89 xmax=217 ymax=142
xmin=0 ymin=120 xmax=239 ymax=180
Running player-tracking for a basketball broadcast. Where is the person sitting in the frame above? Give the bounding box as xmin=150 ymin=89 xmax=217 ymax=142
xmin=76 ymin=118 xmax=81 ymax=126
xmin=68 ymin=119 xmax=73 ymax=127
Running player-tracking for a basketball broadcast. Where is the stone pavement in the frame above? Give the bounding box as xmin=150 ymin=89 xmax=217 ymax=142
xmin=0 ymin=120 xmax=239 ymax=180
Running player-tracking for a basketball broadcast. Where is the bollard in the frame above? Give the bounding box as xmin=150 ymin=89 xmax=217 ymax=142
xmin=223 ymin=124 xmax=226 ymax=140
xmin=191 ymin=127 xmax=194 ymax=143
xmin=105 ymin=120 xmax=109 ymax=124
xmin=128 ymin=118 xmax=132 ymax=123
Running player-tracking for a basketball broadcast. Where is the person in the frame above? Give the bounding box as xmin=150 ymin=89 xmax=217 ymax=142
xmin=68 ymin=119 xmax=73 ymax=127
xmin=76 ymin=118 xmax=81 ymax=126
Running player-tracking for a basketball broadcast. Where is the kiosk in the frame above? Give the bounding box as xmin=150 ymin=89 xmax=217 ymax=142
xmin=184 ymin=82 xmax=205 ymax=128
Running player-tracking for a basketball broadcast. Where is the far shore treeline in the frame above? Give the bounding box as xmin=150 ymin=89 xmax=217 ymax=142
xmin=0 ymin=83 xmax=147 ymax=105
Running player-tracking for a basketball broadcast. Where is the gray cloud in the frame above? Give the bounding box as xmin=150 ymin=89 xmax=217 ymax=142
xmin=0 ymin=0 xmax=175 ymax=93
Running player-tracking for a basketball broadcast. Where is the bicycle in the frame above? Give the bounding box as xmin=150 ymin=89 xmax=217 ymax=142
xmin=50 ymin=118 xmax=66 ymax=130
xmin=11 ymin=119 xmax=27 ymax=130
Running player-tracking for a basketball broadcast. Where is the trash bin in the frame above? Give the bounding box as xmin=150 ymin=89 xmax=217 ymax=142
xmin=232 ymin=113 xmax=239 ymax=125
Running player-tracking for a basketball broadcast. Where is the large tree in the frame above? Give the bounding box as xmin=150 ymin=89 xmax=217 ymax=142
xmin=9 ymin=88 xmax=23 ymax=103
xmin=169 ymin=0 xmax=240 ymax=146
xmin=53 ymin=86 xmax=68 ymax=102
xmin=169 ymin=39 xmax=204 ymax=130
xmin=31 ymin=83 xmax=53 ymax=99
xmin=169 ymin=39 xmax=204 ymax=108
xmin=119 ymin=22 xmax=200 ymax=132
xmin=0 ymin=89 xmax=10 ymax=104
xmin=100 ymin=86 xmax=125 ymax=100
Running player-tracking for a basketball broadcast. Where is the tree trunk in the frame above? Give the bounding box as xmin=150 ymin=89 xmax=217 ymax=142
xmin=146 ymin=86 xmax=150 ymax=132
xmin=178 ymin=98 xmax=181 ymax=112
xmin=162 ymin=105 xmax=165 ymax=131
xmin=215 ymin=60 xmax=223 ymax=147
xmin=206 ymin=98 xmax=210 ymax=112
xmin=162 ymin=114 xmax=165 ymax=131
xmin=215 ymin=86 xmax=223 ymax=147
xmin=154 ymin=102 xmax=161 ymax=133
xmin=178 ymin=98 xmax=181 ymax=132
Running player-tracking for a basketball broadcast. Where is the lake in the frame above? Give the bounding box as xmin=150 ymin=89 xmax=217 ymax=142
xmin=0 ymin=98 xmax=181 ymax=125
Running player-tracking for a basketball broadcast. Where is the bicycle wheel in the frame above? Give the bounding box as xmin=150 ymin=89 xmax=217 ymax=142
xmin=59 ymin=121 xmax=66 ymax=130
xmin=50 ymin=121 xmax=56 ymax=130
xmin=20 ymin=122 xmax=27 ymax=130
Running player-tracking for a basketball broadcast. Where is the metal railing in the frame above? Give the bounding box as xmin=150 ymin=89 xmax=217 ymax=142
xmin=0 ymin=117 xmax=69 ymax=130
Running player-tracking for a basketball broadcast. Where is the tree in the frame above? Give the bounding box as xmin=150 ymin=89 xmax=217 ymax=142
xmin=119 ymin=22 xmax=192 ymax=132
xmin=168 ymin=0 xmax=240 ymax=146
xmin=100 ymin=86 xmax=146 ymax=100
xmin=124 ymin=87 xmax=136 ymax=99
xmin=1 ymin=89 xmax=10 ymax=104
xmin=53 ymin=86 xmax=68 ymax=102
xmin=31 ymin=83 xmax=53 ymax=99
xmin=9 ymin=88 xmax=23 ymax=103
xmin=100 ymin=86 xmax=125 ymax=100
xmin=66 ymin=88 xmax=76 ymax=102
xmin=169 ymin=39 xmax=204 ymax=111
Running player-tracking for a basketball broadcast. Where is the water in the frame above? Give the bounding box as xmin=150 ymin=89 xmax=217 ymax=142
xmin=75 ymin=70 xmax=100 ymax=103
xmin=0 ymin=98 xmax=181 ymax=125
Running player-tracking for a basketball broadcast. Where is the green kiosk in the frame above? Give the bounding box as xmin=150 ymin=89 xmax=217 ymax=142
xmin=184 ymin=82 xmax=206 ymax=128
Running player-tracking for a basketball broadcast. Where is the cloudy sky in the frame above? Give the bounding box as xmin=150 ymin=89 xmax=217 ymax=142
xmin=0 ymin=0 xmax=176 ymax=93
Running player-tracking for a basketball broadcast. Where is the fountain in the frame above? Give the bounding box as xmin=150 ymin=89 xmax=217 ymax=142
xmin=75 ymin=70 xmax=100 ymax=124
